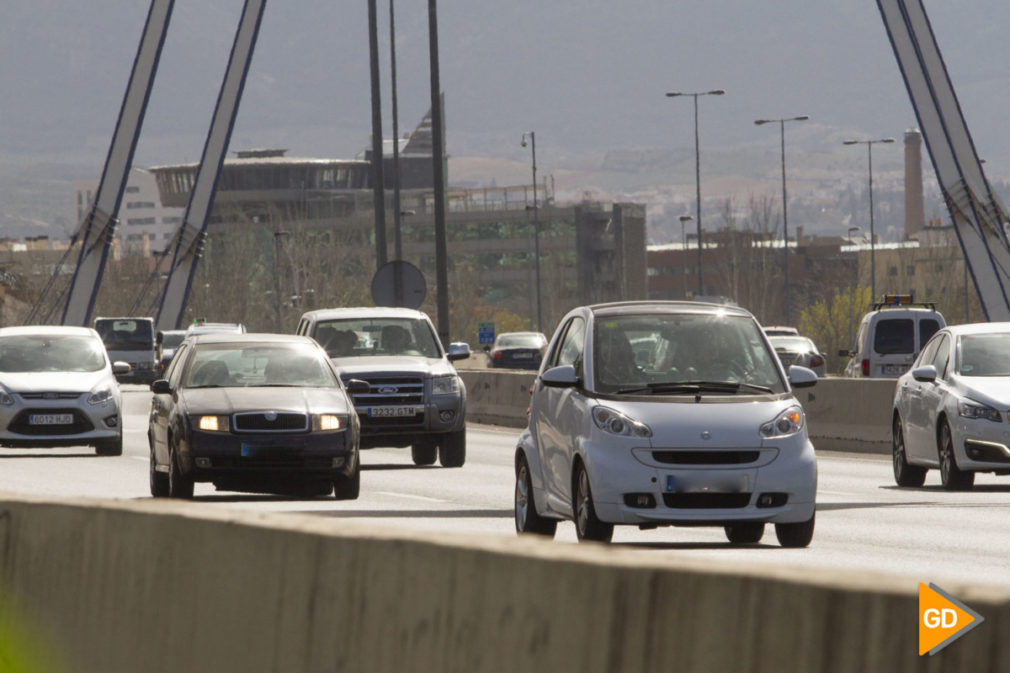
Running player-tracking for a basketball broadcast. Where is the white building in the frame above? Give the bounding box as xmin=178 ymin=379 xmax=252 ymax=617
xmin=74 ymin=168 xmax=183 ymax=256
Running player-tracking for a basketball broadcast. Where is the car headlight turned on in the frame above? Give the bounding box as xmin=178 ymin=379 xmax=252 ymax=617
xmin=760 ymin=405 xmax=805 ymax=438
xmin=431 ymin=375 xmax=460 ymax=395
xmin=198 ymin=415 xmax=230 ymax=432
xmin=592 ymin=406 xmax=652 ymax=438
xmin=958 ymin=400 xmax=1002 ymax=423
xmin=312 ymin=414 xmax=348 ymax=431
xmin=88 ymin=388 xmax=114 ymax=405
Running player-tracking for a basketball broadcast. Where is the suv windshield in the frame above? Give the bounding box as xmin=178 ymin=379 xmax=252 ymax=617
xmin=94 ymin=319 xmax=154 ymax=352
xmin=315 ymin=318 xmax=441 ymax=358
xmin=593 ymin=313 xmax=786 ymax=394
xmin=0 ymin=335 xmax=106 ymax=373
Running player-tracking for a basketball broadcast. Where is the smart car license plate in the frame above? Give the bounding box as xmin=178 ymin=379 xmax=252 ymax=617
xmin=368 ymin=406 xmax=418 ymax=418
xmin=29 ymin=414 xmax=73 ymax=425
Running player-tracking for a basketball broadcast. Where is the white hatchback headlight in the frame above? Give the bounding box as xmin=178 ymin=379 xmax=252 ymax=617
xmin=592 ymin=406 xmax=652 ymax=438
xmin=760 ymin=405 xmax=805 ymax=438
xmin=0 ymin=391 xmax=13 ymax=406
xmin=431 ymin=375 xmax=460 ymax=395
xmin=958 ymin=400 xmax=1002 ymax=423
xmin=88 ymin=388 xmax=114 ymax=405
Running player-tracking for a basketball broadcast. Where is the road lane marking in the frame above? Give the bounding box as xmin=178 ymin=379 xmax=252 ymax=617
xmin=374 ymin=491 xmax=447 ymax=503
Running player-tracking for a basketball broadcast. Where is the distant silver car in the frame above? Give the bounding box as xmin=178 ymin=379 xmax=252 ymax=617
xmin=768 ymin=336 xmax=827 ymax=377
xmin=0 ymin=326 xmax=129 ymax=455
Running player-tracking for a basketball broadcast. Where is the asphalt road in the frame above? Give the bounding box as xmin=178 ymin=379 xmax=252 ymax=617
xmin=1 ymin=386 xmax=1008 ymax=591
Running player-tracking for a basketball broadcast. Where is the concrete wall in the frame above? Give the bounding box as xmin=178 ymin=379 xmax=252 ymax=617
xmin=459 ymin=369 xmax=898 ymax=453
xmin=1 ymin=495 xmax=1007 ymax=673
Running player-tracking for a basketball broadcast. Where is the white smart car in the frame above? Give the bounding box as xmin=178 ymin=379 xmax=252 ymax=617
xmin=515 ymin=301 xmax=818 ymax=547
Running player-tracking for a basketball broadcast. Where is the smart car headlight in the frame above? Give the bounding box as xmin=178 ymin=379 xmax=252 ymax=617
xmin=592 ymin=406 xmax=652 ymax=438
xmin=88 ymin=388 xmax=113 ymax=405
xmin=197 ymin=415 xmax=230 ymax=432
xmin=760 ymin=405 xmax=805 ymax=438
xmin=312 ymin=413 xmax=348 ymax=431
xmin=958 ymin=400 xmax=1002 ymax=423
xmin=431 ymin=375 xmax=460 ymax=395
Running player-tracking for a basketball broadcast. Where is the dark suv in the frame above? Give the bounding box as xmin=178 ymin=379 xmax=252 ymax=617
xmin=295 ymin=307 xmax=467 ymax=467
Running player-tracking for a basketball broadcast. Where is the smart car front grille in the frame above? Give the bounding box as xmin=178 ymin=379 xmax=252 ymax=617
xmin=662 ymin=492 xmax=752 ymax=509
xmin=8 ymin=409 xmax=94 ymax=436
xmin=233 ymin=412 xmax=308 ymax=432
xmin=652 ymin=450 xmax=761 ymax=465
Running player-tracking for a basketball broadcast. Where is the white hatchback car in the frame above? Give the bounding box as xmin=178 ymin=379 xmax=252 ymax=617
xmin=515 ymin=301 xmax=818 ymax=547
xmin=0 ymin=326 xmax=129 ymax=455
xmin=892 ymin=322 xmax=1010 ymax=490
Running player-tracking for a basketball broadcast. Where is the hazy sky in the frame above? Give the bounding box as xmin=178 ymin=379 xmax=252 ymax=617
xmin=3 ymin=0 xmax=1010 ymax=179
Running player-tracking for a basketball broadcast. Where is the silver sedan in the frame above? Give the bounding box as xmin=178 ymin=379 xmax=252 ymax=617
xmin=892 ymin=322 xmax=1010 ymax=490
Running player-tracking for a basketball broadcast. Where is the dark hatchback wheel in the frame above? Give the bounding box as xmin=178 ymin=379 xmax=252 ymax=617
xmin=892 ymin=415 xmax=926 ymax=487
xmin=333 ymin=462 xmax=360 ymax=500
xmin=168 ymin=438 xmax=194 ymax=499
xmin=939 ymin=421 xmax=974 ymax=491
xmin=149 ymin=444 xmax=169 ymax=497
xmin=514 ymin=454 xmax=557 ymax=537
xmin=573 ymin=465 xmax=613 ymax=543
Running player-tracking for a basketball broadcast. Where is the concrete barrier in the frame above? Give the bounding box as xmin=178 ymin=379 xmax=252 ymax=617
xmin=1 ymin=495 xmax=1007 ymax=672
xmin=460 ymin=369 xmax=898 ymax=453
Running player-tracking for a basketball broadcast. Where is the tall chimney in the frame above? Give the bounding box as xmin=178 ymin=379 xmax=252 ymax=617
xmin=904 ymin=128 xmax=925 ymax=240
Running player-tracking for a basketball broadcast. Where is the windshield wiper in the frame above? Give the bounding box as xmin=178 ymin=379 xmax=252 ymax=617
xmin=614 ymin=380 xmax=773 ymax=395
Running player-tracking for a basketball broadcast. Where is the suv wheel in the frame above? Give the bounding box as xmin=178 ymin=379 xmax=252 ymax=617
xmin=573 ymin=464 xmax=613 ymax=543
xmin=515 ymin=454 xmax=556 ymax=537
xmin=411 ymin=441 xmax=438 ymax=466
xmin=438 ymin=429 xmax=466 ymax=468
xmin=939 ymin=421 xmax=974 ymax=491
xmin=892 ymin=415 xmax=926 ymax=487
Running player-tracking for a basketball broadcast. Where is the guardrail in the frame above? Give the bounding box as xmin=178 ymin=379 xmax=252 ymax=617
xmin=457 ymin=366 xmax=896 ymax=454
xmin=1 ymin=496 xmax=1006 ymax=672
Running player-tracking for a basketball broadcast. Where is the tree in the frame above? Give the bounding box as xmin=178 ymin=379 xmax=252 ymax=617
xmin=798 ymin=285 xmax=872 ymax=374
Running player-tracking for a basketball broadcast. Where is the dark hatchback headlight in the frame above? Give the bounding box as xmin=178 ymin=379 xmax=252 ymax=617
xmin=197 ymin=415 xmax=230 ymax=432
xmin=313 ymin=413 xmax=349 ymax=431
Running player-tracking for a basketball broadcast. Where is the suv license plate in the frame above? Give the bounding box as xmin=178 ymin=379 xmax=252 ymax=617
xmin=30 ymin=414 xmax=74 ymax=425
xmin=368 ymin=406 xmax=418 ymax=418
xmin=882 ymin=365 xmax=906 ymax=376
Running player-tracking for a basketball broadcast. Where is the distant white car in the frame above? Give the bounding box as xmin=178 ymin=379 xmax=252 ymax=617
xmin=0 ymin=326 xmax=129 ymax=455
xmin=515 ymin=301 xmax=818 ymax=547
xmin=892 ymin=322 xmax=1010 ymax=490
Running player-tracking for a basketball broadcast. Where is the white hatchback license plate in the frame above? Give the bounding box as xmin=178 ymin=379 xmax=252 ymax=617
xmin=29 ymin=414 xmax=74 ymax=425
xmin=368 ymin=406 xmax=418 ymax=418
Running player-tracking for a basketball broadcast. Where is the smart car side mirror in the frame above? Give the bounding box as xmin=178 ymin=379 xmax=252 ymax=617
xmin=788 ymin=365 xmax=817 ymax=388
xmin=345 ymin=379 xmax=370 ymax=394
xmin=151 ymin=379 xmax=172 ymax=394
xmin=541 ymin=364 xmax=579 ymax=388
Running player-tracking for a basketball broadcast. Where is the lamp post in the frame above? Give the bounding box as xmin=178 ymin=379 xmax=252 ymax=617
xmin=843 ymin=137 xmax=894 ymax=304
xmin=847 ymin=225 xmax=860 ymax=348
xmin=521 ymin=131 xmax=542 ymax=332
xmin=666 ymin=89 xmax=724 ymax=295
xmin=272 ymin=230 xmax=290 ymax=332
xmin=679 ymin=214 xmax=693 ymax=298
xmin=755 ymin=115 xmax=809 ymax=325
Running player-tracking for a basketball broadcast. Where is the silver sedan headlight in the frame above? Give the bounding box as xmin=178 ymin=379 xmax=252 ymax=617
xmin=958 ymin=400 xmax=1002 ymax=423
xmin=431 ymin=375 xmax=460 ymax=395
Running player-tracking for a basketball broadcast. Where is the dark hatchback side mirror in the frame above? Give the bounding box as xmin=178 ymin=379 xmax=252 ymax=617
xmin=344 ymin=379 xmax=370 ymax=394
xmin=151 ymin=379 xmax=171 ymax=394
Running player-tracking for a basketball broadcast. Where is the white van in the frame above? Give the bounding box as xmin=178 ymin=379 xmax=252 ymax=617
xmin=841 ymin=295 xmax=945 ymax=378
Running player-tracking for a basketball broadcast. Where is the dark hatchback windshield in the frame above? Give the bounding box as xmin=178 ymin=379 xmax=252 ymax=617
xmin=184 ymin=343 xmax=337 ymax=389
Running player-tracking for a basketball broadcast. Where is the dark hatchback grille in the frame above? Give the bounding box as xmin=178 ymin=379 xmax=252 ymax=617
xmin=662 ymin=492 xmax=752 ymax=509
xmin=653 ymin=450 xmax=761 ymax=465
xmin=18 ymin=392 xmax=83 ymax=401
xmin=8 ymin=409 xmax=94 ymax=436
xmin=233 ymin=413 xmax=307 ymax=432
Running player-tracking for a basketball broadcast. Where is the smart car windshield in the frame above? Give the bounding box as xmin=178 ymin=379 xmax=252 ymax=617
xmin=184 ymin=343 xmax=336 ymax=388
xmin=594 ymin=313 xmax=786 ymax=394
xmin=958 ymin=333 xmax=1010 ymax=376
xmin=0 ymin=335 xmax=106 ymax=373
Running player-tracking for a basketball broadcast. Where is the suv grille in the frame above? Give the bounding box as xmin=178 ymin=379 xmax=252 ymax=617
xmin=343 ymin=375 xmax=425 ymax=406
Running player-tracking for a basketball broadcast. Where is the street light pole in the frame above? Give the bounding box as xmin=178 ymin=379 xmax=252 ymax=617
xmin=679 ymin=214 xmax=693 ymax=299
xmin=666 ymin=89 xmax=724 ymax=296
xmin=755 ymin=114 xmax=809 ymax=325
xmin=843 ymin=137 xmax=895 ymax=304
xmin=847 ymin=225 xmax=861 ymax=348
xmin=522 ymin=131 xmax=542 ymax=332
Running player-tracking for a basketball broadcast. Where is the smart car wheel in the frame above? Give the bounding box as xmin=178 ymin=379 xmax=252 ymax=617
xmin=892 ymin=416 xmax=926 ymax=487
xmin=411 ymin=441 xmax=438 ymax=466
xmin=514 ymin=454 xmax=557 ymax=537
xmin=168 ymin=438 xmax=194 ymax=499
xmin=573 ymin=464 xmax=613 ymax=543
xmin=333 ymin=462 xmax=360 ymax=501
xmin=724 ymin=522 xmax=764 ymax=544
xmin=939 ymin=421 xmax=974 ymax=491
xmin=775 ymin=513 xmax=815 ymax=548
xmin=149 ymin=445 xmax=169 ymax=497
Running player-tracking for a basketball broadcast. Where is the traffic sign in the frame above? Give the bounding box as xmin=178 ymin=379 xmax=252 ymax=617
xmin=478 ymin=321 xmax=495 ymax=345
